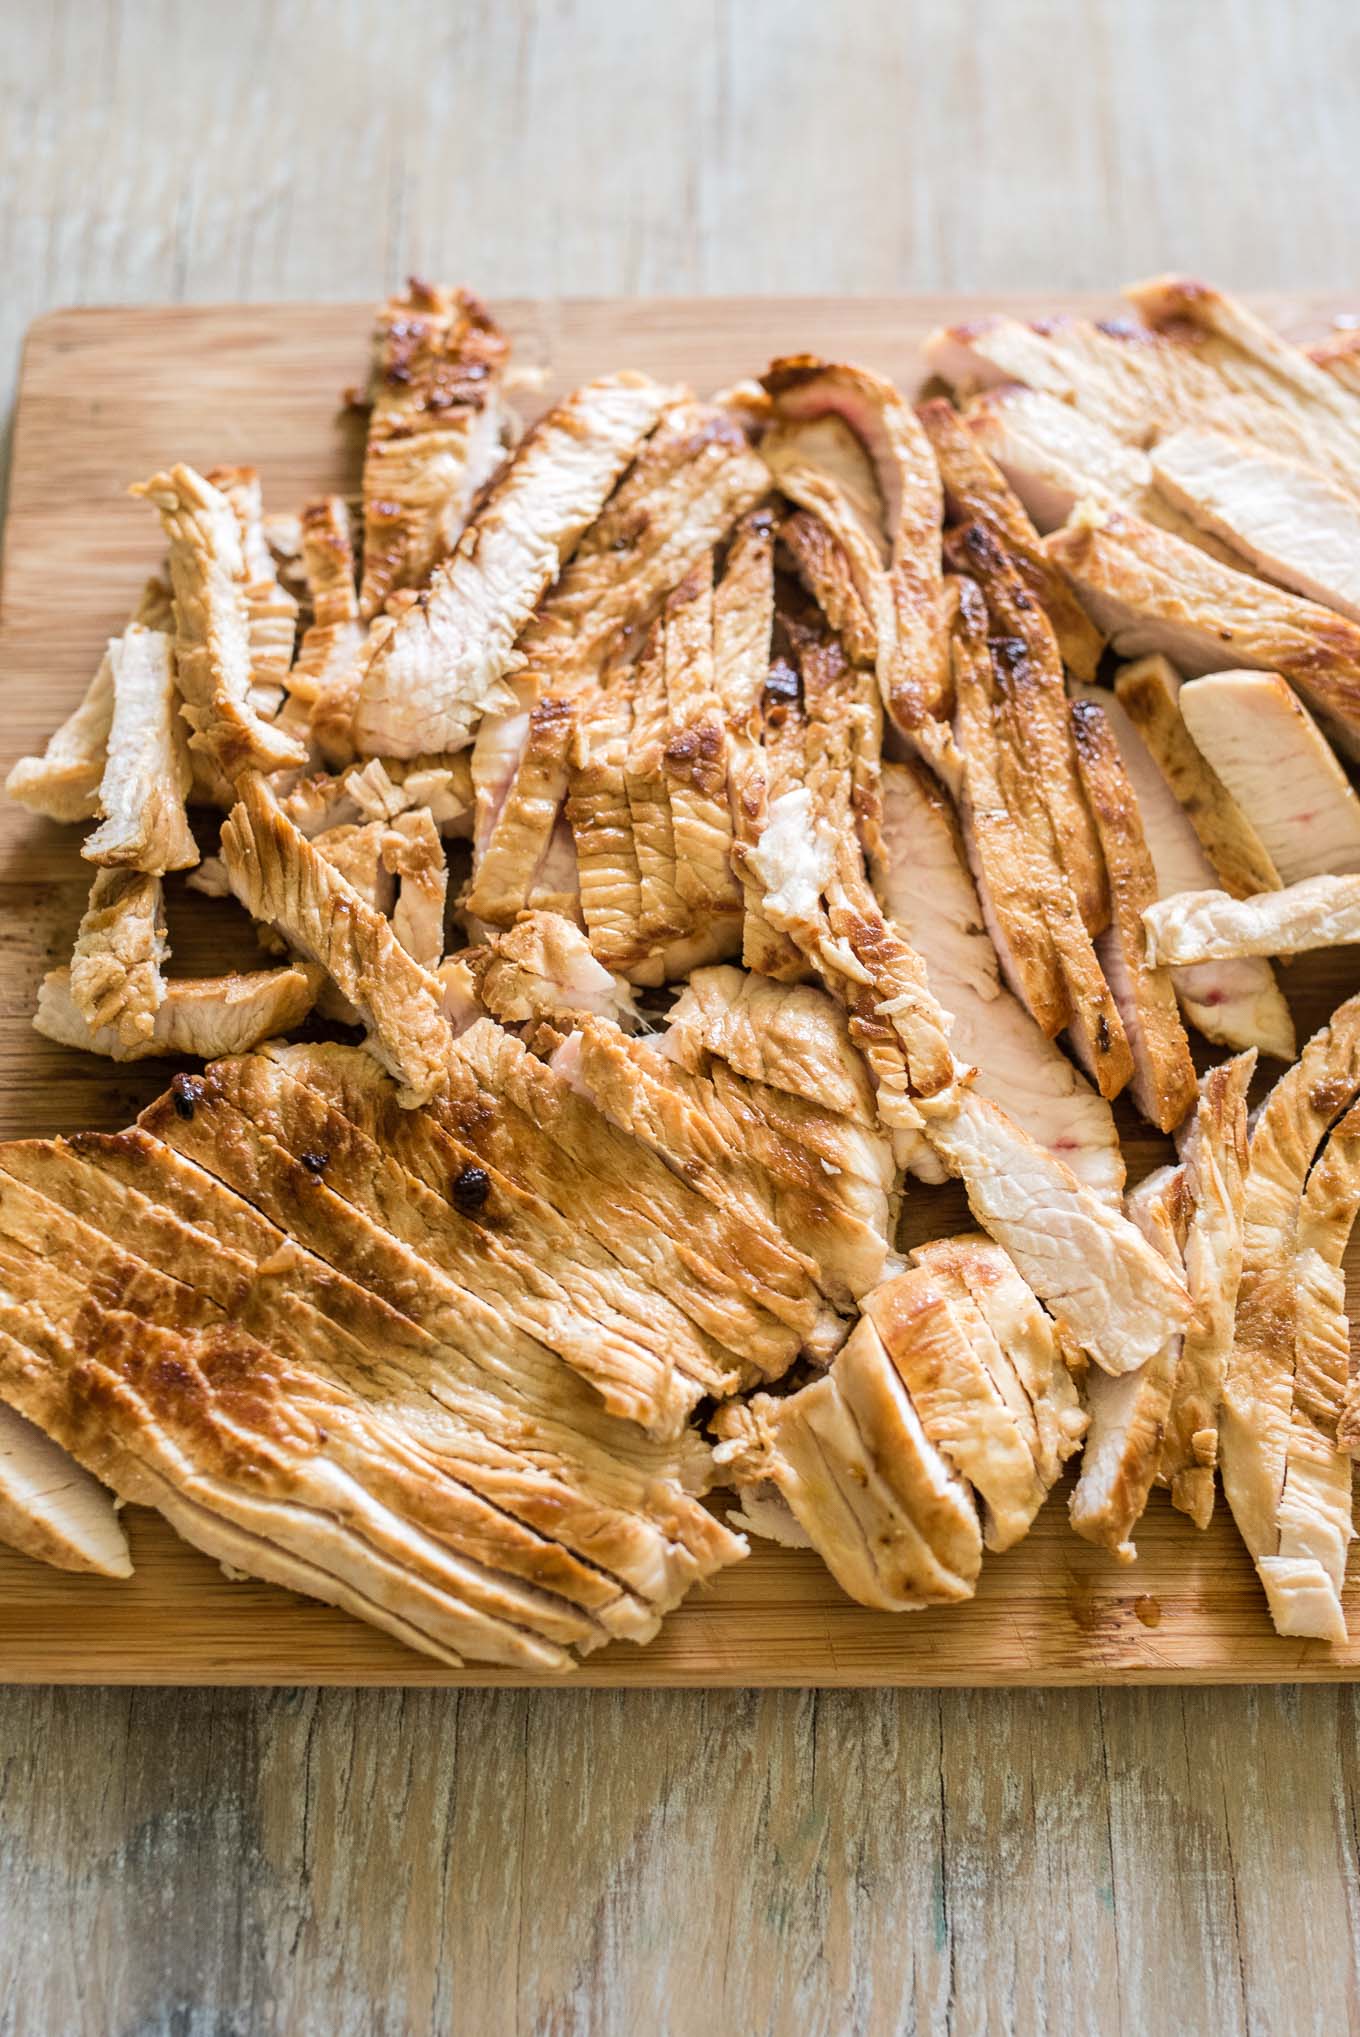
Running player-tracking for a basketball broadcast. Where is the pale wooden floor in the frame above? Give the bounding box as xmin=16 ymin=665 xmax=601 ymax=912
xmin=3 ymin=2 xmax=1360 ymax=2032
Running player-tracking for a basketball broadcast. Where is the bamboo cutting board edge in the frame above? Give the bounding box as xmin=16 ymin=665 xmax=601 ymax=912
xmin=2 ymin=292 xmax=1358 ymax=1688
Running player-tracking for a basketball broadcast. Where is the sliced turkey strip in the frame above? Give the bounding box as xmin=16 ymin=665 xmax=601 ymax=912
xmin=908 ymin=1235 xmax=1088 ymax=1488
xmin=358 ymin=282 xmax=512 ymax=621
xmin=871 ymin=760 xmax=1123 ymax=1203
xmin=862 ymin=1266 xmax=1046 ymax=1554
xmin=220 ymin=771 xmax=454 ymax=1105
xmin=0 ymin=1402 xmax=131 ymax=1578
xmin=1081 ymin=679 xmax=1293 ymax=1061
xmin=1177 ymin=672 xmax=1360 ymax=881
xmin=1220 ymin=993 xmax=1360 ymax=1643
xmin=945 ymin=576 xmax=1070 ymax=1036
xmin=290 ymin=497 xmax=366 ymax=767
xmin=1112 ymin=653 xmax=1282 ymax=898
xmin=1144 ymin=875 xmax=1360 ymax=966
xmin=925 ymin=1090 xmax=1192 ymax=1380
xmin=916 ymin=395 xmax=1103 ymax=680
xmin=760 ymin=356 xmax=949 ymax=734
xmin=1069 ymin=697 xmax=1197 ymax=1133
xmin=35 ymin=964 xmax=321 ymax=1064
xmin=1264 ymin=1105 xmax=1360 ymax=1642
xmin=6 ymin=577 xmax=170 ymax=823
xmin=952 ymin=519 xmax=1106 ymax=933
xmin=1069 ymin=1163 xmax=1188 ymax=1560
xmin=351 ymin=372 xmax=680 ymax=756
xmin=82 ymin=622 xmax=196 ymax=873
xmin=129 ymin=464 xmax=308 ymax=778
xmin=1149 ymin=425 xmax=1360 ymax=626
xmin=1159 ymin=1051 xmax=1256 ymax=1528
xmin=711 ymin=1310 xmax=983 ymax=1610
xmin=64 ymin=869 xmax=168 ymax=1053
xmin=1046 ymin=502 xmax=1360 ymax=760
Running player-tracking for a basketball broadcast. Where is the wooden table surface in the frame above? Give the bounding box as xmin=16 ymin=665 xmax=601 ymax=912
xmin=3 ymin=2 xmax=1360 ymax=2030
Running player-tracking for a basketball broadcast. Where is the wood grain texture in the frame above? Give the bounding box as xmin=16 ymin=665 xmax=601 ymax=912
xmin=5 ymin=3 xmax=1360 ymax=2032
xmin=3 ymin=295 xmax=1359 ymax=1692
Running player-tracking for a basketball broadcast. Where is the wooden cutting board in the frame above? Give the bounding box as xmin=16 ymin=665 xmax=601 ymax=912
xmin=2 ymin=292 xmax=1359 ymax=1686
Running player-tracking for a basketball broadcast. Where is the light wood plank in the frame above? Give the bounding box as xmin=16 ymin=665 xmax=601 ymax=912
xmin=2 ymin=295 xmax=1358 ymax=1688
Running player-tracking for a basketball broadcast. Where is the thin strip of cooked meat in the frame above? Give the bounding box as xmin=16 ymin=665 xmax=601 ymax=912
xmin=1149 ymin=425 xmax=1360 ymax=625
xmin=1221 ymin=993 xmax=1360 ymax=1638
xmin=952 ymin=519 xmax=1107 ymax=932
xmin=1144 ymin=875 xmax=1360 ymax=964
xmin=289 ymin=497 xmax=366 ymax=766
xmin=1083 ymin=680 xmax=1294 ymax=1061
xmin=65 ymin=869 xmax=167 ymax=1051
xmin=207 ymin=465 xmax=300 ymax=712
xmin=863 ymin=1266 xmax=1046 ymax=1552
xmin=351 ymin=372 xmax=679 ymax=756
xmin=917 ymin=396 xmax=1104 ymax=680
xmin=926 ymin=1090 xmax=1192 ymax=1377
xmin=382 ymin=809 xmax=449 ymax=967
xmin=6 ymin=578 xmax=171 ymax=823
xmin=471 ymin=913 xmax=638 ymax=1031
xmin=662 ymin=555 xmax=744 ymax=929
xmin=718 ymin=511 xmax=801 ymax=975
xmin=760 ymin=416 xmax=890 ymax=666
xmin=312 ymin=820 xmax=395 ymax=915
xmin=463 ymin=695 xmax=578 ymax=925
xmin=986 ymin=649 xmax=1131 ymax=1100
xmin=620 ymin=622 xmax=687 ymax=947
xmin=661 ymin=964 xmax=879 ymax=1123
xmin=946 ymin=577 xmax=1070 ymax=1035
xmin=1126 ymin=275 xmax=1360 ymax=496
xmin=961 ymin=384 xmax=1245 ymax=563
xmin=1159 ymin=1052 xmax=1256 ymax=1527
xmin=567 ymin=685 xmax=647 ymax=974
xmin=359 ymin=283 xmax=512 ymax=620
xmin=82 ymin=622 xmax=196 ymax=873
xmin=1311 ymin=330 xmax=1360 ymax=397
xmin=872 ymin=761 xmax=1124 ymax=1202
xmin=6 ymin=660 xmax=114 ymax=824
xmin=130 ymin=465 xmax=307 ymax=777
xmin=711 ymin=1312 xmax=983 ymax=1609
xmin=1177 ymin=672 xmax=1360 ymax=880
xmin=1069 ymin=1164 xmax=1188 ymax=1559
xmin=1305 ymin=1104 xmax=1360 ymax=1463
xmin=761 ymin=356 xmax=949 ymax=733
xmin=1266 ymin=1106 xmax=1360 ymax=1642
xmin=910 ymin=1235 xmax=1087 ymax=1489
xmin=1046 ymin=502 xmax=1360 ymax=758
xmin=778 ymin=507 xmax=877 ymax=666
xmin=1112 ymin=654 xmax=1282 ymax=897
xmin=1070 ymin=697 xmax=1197 ymax=1132
xmin=0 ymin=1402 xmax=131 ymax=1577
xmin=220 ymin=772 xmax=453 ymax=1104
xmin=36 ymin=963 xmax=321 ymax=1062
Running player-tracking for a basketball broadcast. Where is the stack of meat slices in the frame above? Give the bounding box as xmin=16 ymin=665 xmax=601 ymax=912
xmin=3 ymin=275 xmax=1360 ymax=1666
